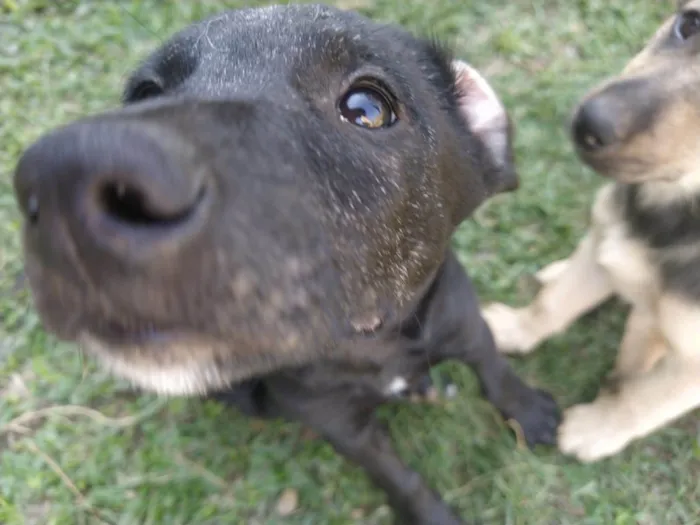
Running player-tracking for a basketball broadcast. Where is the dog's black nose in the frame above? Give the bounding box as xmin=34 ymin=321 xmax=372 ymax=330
xmin=571 ymin=98 xmax=619 ymax=152
xmin=14 ymin=119 xmax=210 ymax=264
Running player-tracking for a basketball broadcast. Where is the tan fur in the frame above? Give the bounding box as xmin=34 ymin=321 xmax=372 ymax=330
xmin=580 ymin=5 xmax=700 ymax=187
xmin=559 ymin=295 xmax=700 ymax=462
xmin=483 ymin=3 xmax=700 ymax=462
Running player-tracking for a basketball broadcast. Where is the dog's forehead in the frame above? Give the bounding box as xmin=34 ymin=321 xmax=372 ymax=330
xmin=188 ymin=4 xmax=367 ymax=48
xmin=207 ymin=4 xmax=371 ymax=36
xmin=146 ymin=5 xmax=414 ymax=92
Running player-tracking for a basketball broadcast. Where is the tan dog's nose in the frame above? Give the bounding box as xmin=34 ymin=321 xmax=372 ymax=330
xmin=571 ymin=97 xmax=619 ymax=152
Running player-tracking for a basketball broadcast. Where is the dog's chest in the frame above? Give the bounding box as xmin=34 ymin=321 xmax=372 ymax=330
xmin=591 ymin=184 xmax=660 ymax=305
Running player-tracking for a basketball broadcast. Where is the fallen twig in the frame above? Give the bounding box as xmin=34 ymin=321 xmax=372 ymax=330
xmin=0 ymin=401 xmax=165 ymax=437
xmin=23 ymin=439 xmax=117 ymax=525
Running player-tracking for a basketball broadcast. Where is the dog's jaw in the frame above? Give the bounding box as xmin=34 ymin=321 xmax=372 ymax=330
xmin=79 ymin=333 xmax=232 ymax=396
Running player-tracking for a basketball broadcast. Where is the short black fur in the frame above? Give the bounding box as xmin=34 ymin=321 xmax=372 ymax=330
xmin=13 ymin=5 xmax=559 ymax=524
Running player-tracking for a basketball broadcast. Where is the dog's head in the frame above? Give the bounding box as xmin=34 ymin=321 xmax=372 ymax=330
xmin=13 ymin=4 xmax=516 ymax=395
xmin=570 ymin=1 xmax=700 ymax=189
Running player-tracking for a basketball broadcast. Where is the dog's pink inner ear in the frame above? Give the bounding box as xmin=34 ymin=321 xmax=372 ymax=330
xmin=452 ymin=60 xmax=510 ymax=170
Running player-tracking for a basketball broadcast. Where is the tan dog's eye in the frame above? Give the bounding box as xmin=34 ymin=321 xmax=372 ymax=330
xmin=675 ymin=9 xmax=700 ymax=40
xmin=339 ymin=81 xmax=398 ymax=129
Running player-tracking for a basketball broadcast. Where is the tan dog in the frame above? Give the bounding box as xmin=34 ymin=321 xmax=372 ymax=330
xmin=482 ymin=0 xmax=700 ymax=462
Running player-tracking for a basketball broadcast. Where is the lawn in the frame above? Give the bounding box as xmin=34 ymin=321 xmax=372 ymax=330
xmin=1 ymin=0 xmax=698 ymax=524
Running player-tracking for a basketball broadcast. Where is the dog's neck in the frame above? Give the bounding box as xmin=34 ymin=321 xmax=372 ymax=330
xmin=634 ymin=170 xmax=700 ymax=208
xmin=617 ymin=176 xmax=700 ymax=250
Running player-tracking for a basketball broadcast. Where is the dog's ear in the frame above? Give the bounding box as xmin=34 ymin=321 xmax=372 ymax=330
xmin=451 ymin=60 xmax=519 ymax=194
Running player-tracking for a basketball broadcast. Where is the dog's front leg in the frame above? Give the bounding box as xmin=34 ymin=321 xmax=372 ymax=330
xmin=481 ymin=231 xmax=614 ymax=354
xmin=317 ymin=413 xmax=466 ymax=525
xmin=448 ymin=316 xmax=561 ymax=447
xmin=559 ymin=293 xmax=700 ymax=462
xmin=265 ymin=374 xmax=467 ymax=525
xmin=609 ymin=306 xmax=666 ymax=382
xmin=558 ymin=350 xmax=700 ymax=462
xmin=425 ymin=252 xmax=560 ymax=447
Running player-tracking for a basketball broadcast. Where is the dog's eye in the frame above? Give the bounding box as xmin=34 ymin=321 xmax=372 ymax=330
xmin=675 ymin=10 xmax=700 ymax=40
xmin=339 ymin=83 xmax=398 ymax=129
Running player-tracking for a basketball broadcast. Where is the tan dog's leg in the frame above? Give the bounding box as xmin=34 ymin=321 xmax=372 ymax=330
xmin=559 ymin=294 xmax=700 ymax=462
xmin=482 ymin=232 xmax=614 ymax=354
xmin=533 ymin=258 xmax=569 ymax=285
xmin=611 ymin=307 xmax=667 ymax=380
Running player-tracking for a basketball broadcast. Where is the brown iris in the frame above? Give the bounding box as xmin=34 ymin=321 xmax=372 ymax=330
xmin=339 ymin=82 xmax=398 ymax=129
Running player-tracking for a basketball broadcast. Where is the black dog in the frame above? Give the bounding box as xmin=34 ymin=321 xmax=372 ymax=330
xmin=13 ymin=5 xmax=559 ymax=524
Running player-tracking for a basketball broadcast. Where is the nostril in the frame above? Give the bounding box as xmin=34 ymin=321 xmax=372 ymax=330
xmin=26 ymin=193 xmax=40 ymax=224
xmin=573 ymin=117 xmax=606 ymax=152
xmin=98 ymin=179 xmax=205 ymax=227
xmin=101 ymin=181 xmax=146 ymax=225
xmin=84 ymin=170 xmax=210 ymax=264
xmin=572 ymin=99 xmax=619 ymax=153
xmin=14 ymin=159 xmax=41 ymax=226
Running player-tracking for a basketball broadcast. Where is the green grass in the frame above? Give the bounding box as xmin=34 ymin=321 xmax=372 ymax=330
xmin=1 ymin=0 xmax=699 ymax=524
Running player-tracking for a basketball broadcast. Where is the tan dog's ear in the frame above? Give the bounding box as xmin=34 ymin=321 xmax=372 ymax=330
xmin=452 ymin=59 xmax=518 ymax=193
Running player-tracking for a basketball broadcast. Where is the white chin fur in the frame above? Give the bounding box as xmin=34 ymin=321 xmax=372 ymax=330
xmin=79 ymin=334 xmax=230 ymax=396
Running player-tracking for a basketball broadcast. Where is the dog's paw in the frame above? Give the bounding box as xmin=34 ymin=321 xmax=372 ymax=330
xmin=558 ymin=400 xmax=633 ymax=462
xmin=481 ymin=303 xmax=539 ymax=354
xmin=508 ymin=388 xmax=561 ymax=447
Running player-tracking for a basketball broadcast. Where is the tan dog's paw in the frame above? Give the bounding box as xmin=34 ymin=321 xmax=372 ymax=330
xmin=558 ymin=400 xmax=633 ymax=462
xmin=481 ymin=303 xmax=539 ymax=354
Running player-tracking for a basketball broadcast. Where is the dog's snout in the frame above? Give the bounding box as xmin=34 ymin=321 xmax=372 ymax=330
xmin=14 ymin=119 xmax=210 ymax=264
xmin=571 ymin=77 xmax=658 ymax=157
xmin=571 ymin=98 xmax=620 ymax=152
